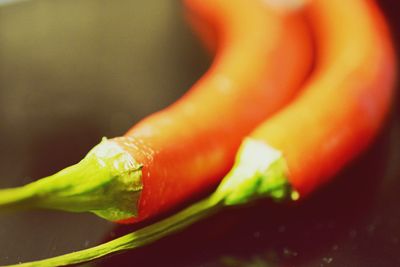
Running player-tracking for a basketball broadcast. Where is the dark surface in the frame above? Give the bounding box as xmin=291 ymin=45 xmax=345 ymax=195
xmin=0 ymin=0 xmax=399 ymax=266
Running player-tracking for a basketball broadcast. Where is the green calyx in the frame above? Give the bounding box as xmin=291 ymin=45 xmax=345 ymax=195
xmin=214 ymin=138 xmax=295 ymax=205
xmin=0 ymin=138 xmax=143 ymax=221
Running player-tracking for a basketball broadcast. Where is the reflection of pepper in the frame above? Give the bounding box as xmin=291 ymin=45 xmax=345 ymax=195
xmin=0 ymin=0 xmax=312 ymax=222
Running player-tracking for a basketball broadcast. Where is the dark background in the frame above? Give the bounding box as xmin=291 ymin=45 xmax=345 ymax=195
xmin=0 ymin=0 xmax=399 ymax=266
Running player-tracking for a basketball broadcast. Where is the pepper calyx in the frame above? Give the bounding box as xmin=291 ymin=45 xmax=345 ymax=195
xmin=0 ymin=138 xmax=143 ymax=221
xmin=213 ymin=138 xmax=296 ymax=205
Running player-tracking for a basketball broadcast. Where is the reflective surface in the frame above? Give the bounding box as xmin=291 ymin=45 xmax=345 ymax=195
xmin=0 ymin=0 xmax=399 ymax=266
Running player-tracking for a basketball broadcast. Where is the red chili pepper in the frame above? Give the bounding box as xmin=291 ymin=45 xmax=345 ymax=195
xmin=241 ymin=0 xmax=397 ymax=199
xmin=210 ymin=0 xmax=396 ymax=207
xmin=0 ymin=0 xmax=312 ymax=223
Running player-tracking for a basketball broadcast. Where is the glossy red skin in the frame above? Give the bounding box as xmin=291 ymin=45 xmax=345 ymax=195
xmin=114 ymin=0 xmax=312 ymax=223
xmin=251 ymin=0 xmax=396 ymax=197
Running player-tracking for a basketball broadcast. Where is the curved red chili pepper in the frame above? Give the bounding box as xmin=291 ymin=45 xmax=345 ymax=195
xmin=221 ymin=0 xmax=397 ymax=204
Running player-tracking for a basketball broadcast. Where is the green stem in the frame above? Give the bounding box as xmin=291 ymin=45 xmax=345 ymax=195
xmin=0 ymin=186 xmax=36 ymax=211
xmin=3 ymin=196 xmax=223 ymax=267
xmin=0 ymin=138 xmax=144 ymax=221
xmin=0 ymin=161 xmax=108 ymax=211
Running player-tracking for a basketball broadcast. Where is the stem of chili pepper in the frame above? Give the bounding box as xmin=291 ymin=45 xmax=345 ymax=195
xmin=0 ymin=138 xmax=143 ymax=221
xmin=9 ymin=197 xmax=222 ymax=267
xmin=2 ymin=138 xmax=295 ymax=267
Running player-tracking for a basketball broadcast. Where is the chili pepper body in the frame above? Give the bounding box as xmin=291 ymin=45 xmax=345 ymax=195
xmin=113 ymin=0 xmax=312 ymax=223
xmin=241 ymin=0 xmax=396 ymax=198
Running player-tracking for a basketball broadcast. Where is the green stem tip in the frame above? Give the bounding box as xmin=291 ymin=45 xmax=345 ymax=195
xmin=1 ymin=138 xmax=298 ymax=267
xmin=0 ymin=138 xmax=143 ymax=221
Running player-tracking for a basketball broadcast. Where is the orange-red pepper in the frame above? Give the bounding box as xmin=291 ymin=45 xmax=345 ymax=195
xmin=247 ymin=0 xmax=396 ymax=197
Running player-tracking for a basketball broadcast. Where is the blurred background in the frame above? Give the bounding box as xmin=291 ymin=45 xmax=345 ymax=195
xmin=0 ymin=0 xmax=399 ymax=266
